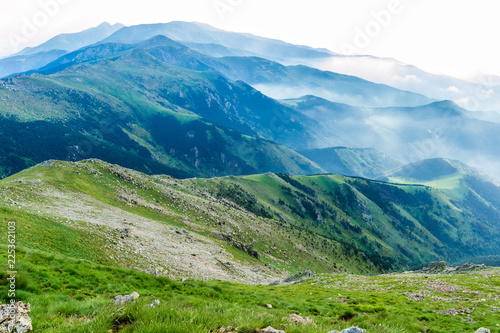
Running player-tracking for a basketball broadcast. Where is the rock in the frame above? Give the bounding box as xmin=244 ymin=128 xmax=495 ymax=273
xmin=328 ymin=328 xmax=366 ymax=333
xmin=475 ymin=329 xmax=491 ymax=333
xmin=416 ymin=262 xmax=488 ymax=274
xmin=287 ymin=314 xmax=315 ymax=325
xmin=257 ymin=327 xmax=285 ymax=333
xmin=417 ymin=261 xmax=448 ymax=274
xmin=113 ymin=292 xmax=140 ymax=305
xmin=341 ymin=328 xmax=366 ymax=333
xmin=282 ymin=270 xmax=315 ymax=284
xmin=149 ymin=300 xmax=160 ymax=307
xmin=454 ymin=263 xmax=486 ymax=273
xmin=216 ymin=327 xmax=238 ymax=333
xmin=0 ymin=302 xmax=33 ymax=333
xmin=266 ymin=304 xmax=273 ymax=309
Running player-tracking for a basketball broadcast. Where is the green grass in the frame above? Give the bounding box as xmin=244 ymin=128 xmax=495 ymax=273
xmin=1 ymin=246 xmax=499 ymax=332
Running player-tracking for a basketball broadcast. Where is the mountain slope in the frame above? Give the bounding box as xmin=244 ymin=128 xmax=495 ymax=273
xmin=284 ymin=96 xmax=500 ymax=180
xmin=297 ymin=146 xmax=401 ymax=179
xmin=215 ymin=56 xmax=434 ymax=108
xmin=15 ymin=22 xmax=125 ymax=56
xmin=103 ymin=21 xmax=334 ymax=62
xmin=290 ymin=55 xmax=500 ymax=112
xmin=0 ymin=22 xmax=125 ymax=78
xmin=2 ymin=159 xmax=499 ymax=279
xmin=0 ymin=49 xmax=67 ymax=78
xmin=0 ymin=42 xmax=324 ymax=178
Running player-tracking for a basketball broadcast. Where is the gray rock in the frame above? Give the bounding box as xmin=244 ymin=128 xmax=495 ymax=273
xmin=113 ymin=292 xmax=140 ymax=305
xmin=287 ymin=313 xmax=315 ymax=325
xmin=328 ymin=327 xmax=366 ymax=333
xmin=475 ymin=328 xmax=491 ymax=333
xmin=257 ymin=327 xmax=285 ymax=333
xmin=416 ymin=262 xmax=487 ymax=274
xmin=283 ymin=270 xmax=315 ymax=283
xmin=0 ymin=302 xmax=33 ymax=333
xmin=216 ymin=327 xmax=238 ymax=333
xmin=149 ymin=300 xmax=160 ymax=307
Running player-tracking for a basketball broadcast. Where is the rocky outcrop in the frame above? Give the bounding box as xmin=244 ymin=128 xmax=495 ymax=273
xmin=214 ymin=233 xmax=261 ymax=259
xmin=113 ymin=292 xmax=140 ymax=305
xmin=269 ymin=270 xmax=316 ymax=285
xmin=416 ymin=262 xmax=487 ymax=274
xmin=0 ymin=302 xmax=32 ymax=333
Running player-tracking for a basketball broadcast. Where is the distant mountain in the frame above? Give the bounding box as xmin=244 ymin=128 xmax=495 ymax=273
xmin=102 ymin=21 xmax=334 ymax=62
xmin=15 ymin=22 xmax=125 ymax=56
xmin=0 ymin=49 xmax=67 ymax=78
xmin=297 ymin=146 xmax=401 ymax=179
xmin=3 ymin=32 xmax=500 ymax=181
xmin=0 ymin=22 xmax=125 ymax=78
xmin=386 ymin=158 xmax=481 ymax=183
xmin=293 ymin=55 xmax=500 ymax=112
xmin=6 ymin=21 xmax=500 ymax=111
xmin=36 ymin=35 xmax=433 ymax=109
xmin=0 ymin=37 xmax=326 ymax=178
xmin=386 ymin=158 xmax=500 ymax=219
xmin=284 ymin=96 xmax=500 ymax=180
xmin=468 ymin=110 xmax=500 ymax=124
xmin=213 ymin=56 xmax=434 ymax=108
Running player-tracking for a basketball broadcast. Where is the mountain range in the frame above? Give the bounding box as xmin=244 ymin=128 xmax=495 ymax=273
xmin=0 ymin=20 xmax=499 ymax=272
xmin=1 ymin=29 xmax=499 ymax=181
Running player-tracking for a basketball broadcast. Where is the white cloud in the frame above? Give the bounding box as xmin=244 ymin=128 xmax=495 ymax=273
xmin=446 ymin=86 xmax=460 ymax=93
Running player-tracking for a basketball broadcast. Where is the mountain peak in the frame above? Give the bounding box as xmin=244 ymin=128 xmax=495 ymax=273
xmin=388 ymin=157 xmax=477 ymax=182
xmin=97 ymin=22 xmax=112 ymax=27
xmin=136 ymin=34 xmax=180 ymax=48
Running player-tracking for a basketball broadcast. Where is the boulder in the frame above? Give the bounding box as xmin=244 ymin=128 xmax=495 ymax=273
xmin=287 ymin=314 xmax=315 ymax=325
xmin=113 ymin=292 xmax=140 ymax=305
xmin=0 ymin=302 xmax=32 ymax=333
xmin=257 ymin=327 xmax=285 ymax=333
xmin=475 ymin=329 xmax=491 ymax=333
xmin=328 ymin=327 xmax=366 ymax=333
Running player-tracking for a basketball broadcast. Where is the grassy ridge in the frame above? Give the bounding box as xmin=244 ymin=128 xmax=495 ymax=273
xmin=1 ymin=159 xmax=499 ymax=279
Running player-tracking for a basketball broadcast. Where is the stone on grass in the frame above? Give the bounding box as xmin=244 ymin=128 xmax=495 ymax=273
xmin=475 ymin=328 xmax=491 ymax=333
xmin=113 ymin=292 xmax=140 ymax=305
xmin=328 ymin=327 xmax=366 ymax=333
xmin=216 ymin=327 xmax=238 ymax=333
xmin=0 ymin=302 xmax=33 ymax=333
xmin=149 ymin=300 xmax=160 ymax=307
xmin=287 ymin=313 xmax=315 ymax=325
xmin=257 ymin=326 xmax=286 ymax=333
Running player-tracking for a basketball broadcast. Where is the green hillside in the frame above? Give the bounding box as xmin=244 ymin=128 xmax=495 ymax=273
xmin=297 ymin=146 xmax=401 ymax=179
xmin=2 ymin=159 xmax=499 ymax=278
xmin=0 ymin=42 xmax=324 ymax=178
xmin=1 ymin=159 xmax=500 ymax=332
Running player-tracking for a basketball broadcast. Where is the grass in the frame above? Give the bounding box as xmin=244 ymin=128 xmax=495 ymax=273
xmin=1 ymin=246 xmax=499 ymax=332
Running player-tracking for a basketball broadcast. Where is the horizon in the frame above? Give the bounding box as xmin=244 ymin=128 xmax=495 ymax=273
xmin=1 ymin=0 xmax=499 ymax=81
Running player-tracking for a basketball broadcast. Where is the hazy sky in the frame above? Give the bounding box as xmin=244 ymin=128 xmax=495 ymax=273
xmin=1 ymin=0 xmax=499 ymax=79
